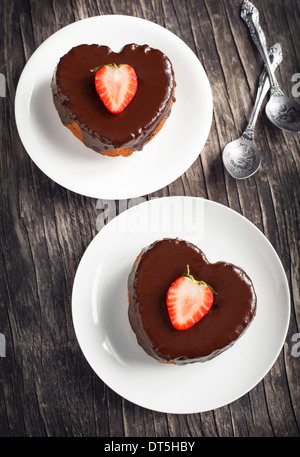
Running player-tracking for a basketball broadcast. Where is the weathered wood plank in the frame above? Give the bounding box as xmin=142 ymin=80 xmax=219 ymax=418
xmin=0 ymin=0 xmax=299 ymax=438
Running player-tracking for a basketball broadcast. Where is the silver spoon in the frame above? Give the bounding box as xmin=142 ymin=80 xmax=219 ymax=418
xmin=222 ymin=43 xmax=282 ymax=179
xmin=241 ymin=0 xmax=300 ymax=133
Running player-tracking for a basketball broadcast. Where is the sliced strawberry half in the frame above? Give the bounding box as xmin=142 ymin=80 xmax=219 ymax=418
xmin=93 ymin=63 xmax=138 ymax=114
xmin=166 ymin=265 xmax=215 ymax=331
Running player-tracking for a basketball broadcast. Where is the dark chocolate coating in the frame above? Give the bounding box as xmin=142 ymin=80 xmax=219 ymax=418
xmin=128 ymin=238 xmax=257 ymax=364
xmin=51 ymin=43 xmax=175 ymax=153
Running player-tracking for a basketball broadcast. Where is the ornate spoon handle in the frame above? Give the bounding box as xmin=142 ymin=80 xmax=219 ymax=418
xmin=241 ymin=0 xmax=282 ymax=95
xmin=242 ymin=43 xmax=283 ymax=141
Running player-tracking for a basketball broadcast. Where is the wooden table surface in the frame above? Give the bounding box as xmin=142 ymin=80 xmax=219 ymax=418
xmin=1 ymin=0 xmax=299 ymax=438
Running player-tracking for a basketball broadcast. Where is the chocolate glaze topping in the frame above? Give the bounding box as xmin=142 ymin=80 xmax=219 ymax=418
xmin=51 ymin=44 xmax=175 ymax=153
xmin=128 ymin=238 xmax=257 ymax=364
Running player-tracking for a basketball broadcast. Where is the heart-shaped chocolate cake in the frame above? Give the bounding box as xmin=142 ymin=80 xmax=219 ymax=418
xmin=128 ymin=238 xmax=257 ymax=364
xmin=51 ymin=44 xmax=176 ymax=157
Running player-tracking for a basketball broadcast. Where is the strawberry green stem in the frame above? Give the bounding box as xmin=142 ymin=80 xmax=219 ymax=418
xmin=184 ymin=265 xmax=216 ymax=294
xmin=90 ymin=63 xmax=122 ymax=73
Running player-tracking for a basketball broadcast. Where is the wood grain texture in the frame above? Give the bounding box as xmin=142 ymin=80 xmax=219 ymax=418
xmin=0 ymin=0 xmax=299 ymax=437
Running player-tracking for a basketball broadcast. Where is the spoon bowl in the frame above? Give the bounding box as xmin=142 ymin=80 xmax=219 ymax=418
xmin=222 ymin=138 xmax=261 ymax=180
xmin=266 ymin=92 xmax=300 ymax=133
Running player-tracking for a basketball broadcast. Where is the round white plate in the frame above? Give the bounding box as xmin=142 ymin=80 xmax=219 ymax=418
xmin=15 ymin=15 xmax=213 ymax=199
xmin=72 ymin=197 xmax=290 ymax=414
